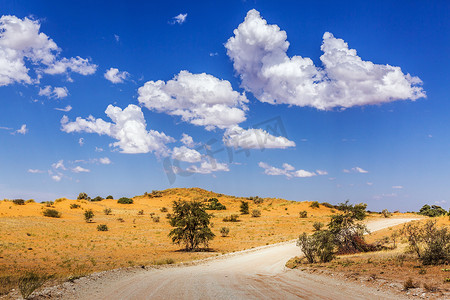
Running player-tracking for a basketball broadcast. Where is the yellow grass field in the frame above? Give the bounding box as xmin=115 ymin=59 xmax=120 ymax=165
xmin=1 ymin=188 xmax=341 ymax=283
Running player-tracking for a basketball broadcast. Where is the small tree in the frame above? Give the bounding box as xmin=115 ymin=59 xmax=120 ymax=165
xmin=84 ymin=209 xmax=94 ymax=223
xmin=106 ymin=195 xmax=113 ymax=199
xmin=103 ymin=208 xmax=112 ymax=215
xmin=418 ymin=204 xmax=447 ymax=217
xmin=118 ymin=197 xmax=133 ymax=204
xmin=42 ymin=209 xmax=61 ymax=218
xmin=240 ymin=201 xmax=249 ymax=214
xmin=382 ymin=209 xmax=391 ymax=218
xmin=168 ymin=200 xmax=215 ymax=251
xmin=297 ymin=233 xmax=317 ymax=263
xmin=77 ymin=193 xmax=88 ymax=200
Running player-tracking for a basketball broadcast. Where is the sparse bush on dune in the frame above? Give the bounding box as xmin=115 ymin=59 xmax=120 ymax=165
xmin=310 ymin=201 xmax=320 ymax=209
xmin=382 ymin=209 xmax=392 ymax=218
xmin=106 ymin=195 xmax=113 ymax=199
xmin=205 ymin=198 xmax=226 ymax=210
xmin=118 ymin=197 xmax=133 ymax=204
xmin=160 ymin=207 xmax=168 ymax=212
xmin=97 ymin=224 xmax=108 ymax=231
xmin=70 ymin=203 xmax=80 ymax=209
xmin=251 ymin=209 xmax=261 ymax=217
xmin=313 ymin=222 xmax=324 ymax=231
xmin=25 ymin=199 xmax=35 ymax=203
xmin=77 ymin=192 xmax=89 ymax=200
xmin=240 ymin=201 xmax=249 ymax=214
xmin=103 ymin=208 xmax=112 ymax=215
xmin=91 ymin=196 xmax=104 ymax=202
xmin=43 ymin=201 xmax=54 ymax=207
xmin=138 ymin=209 xmax=144 ymax=215
xmin=223 ymin=214 xmax=239 ymax=222
xmin=42 ymin=208 xmax=61 ymax=218
xmin=55 ymin=198 xmax=67 ymax=203
xmin=153 ymin=258 xmax=175 ymax=265
xmin=84 ymin=209 xmax=94 ymax=223
xmin=220 ymin=227 xmax=230 ymax=237
xmin=18 ymin=272 xmax=52 ymax=299
xmin=152 ymin=215 xmax=160 ymax=223
xmin=299 ymin=211 xmax=307 ymax=218
xmin=12 ymin=199 xmax=25 ymax=205
xmin=320 ymin=202 xmax=334 ymax=209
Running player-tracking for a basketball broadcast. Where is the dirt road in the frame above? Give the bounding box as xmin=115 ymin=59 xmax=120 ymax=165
xmin=57 ymin=218 xmax=417 ymax=299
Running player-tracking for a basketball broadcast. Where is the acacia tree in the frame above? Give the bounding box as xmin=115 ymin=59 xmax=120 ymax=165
xmin=168 ymin=200 xmax=215 ymax=251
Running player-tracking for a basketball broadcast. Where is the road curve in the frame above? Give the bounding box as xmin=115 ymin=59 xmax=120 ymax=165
xmin=65 ymin=218 xmax=418 ymax=300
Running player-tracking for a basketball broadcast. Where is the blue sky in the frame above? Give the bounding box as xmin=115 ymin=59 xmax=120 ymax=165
xmin=0 ymin=0 xmax=448 ymax=211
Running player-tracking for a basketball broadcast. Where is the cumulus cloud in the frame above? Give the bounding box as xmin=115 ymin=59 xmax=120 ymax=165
xmin=180 ymin=133 xmax=196 ymax=148
xmin=172 ymin=146 xmax=202 ymax=163
xmin=28 ymin=169 xmax=43 ymax=173
xmin=13 ymin=124 xmax=28 ymax=135
xmin=225 ymin=9 xmax=425 ymax=110
xmin=172 ymin=159 xmax=229 ymax=175
xmin=104 ymin=67 xmax=129 ymax=83
xmin=170 ymin=13 xmax=187 ymax=25
xmin=344 ymin=166 xmax=369 ymax=173
xmin=61 ymin=104 xmax=174 ymax=155
xmin=258 ymin=162 xmax=325 ymax=179
xmin=78 ymin=138 xmax=84 ymax=146
xmin=0 ymin=15 xmax=97 ymax=86
xmin=98 ymin=157 xmax=111 ymax=165
xmin=54 ymin=105 xmax=72 ymax=112
xmin=51 ymin=174 xmax=62 ymax=182
xmin=52 ymin=160 xmax=66 ymax=170
xmin=72 ymin=166 xmax=90 ymax=173
xmin=138 ymin=70 xmax=248 ymax=130
xmin=223 ymin=126 xmax=295 ymax=149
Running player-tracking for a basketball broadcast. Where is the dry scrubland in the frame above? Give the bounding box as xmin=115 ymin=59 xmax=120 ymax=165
xmin=1 ymin=187 xmax=353 ymax=293
xmin=288 ymin=217 xmax=450 ymax=298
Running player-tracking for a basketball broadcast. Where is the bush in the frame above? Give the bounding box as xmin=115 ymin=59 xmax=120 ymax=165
xmin=91 ymin=196 xmax=103 ymax=202
xmin=18 ymin=272 xmax=51 ymax=299
xmin=25 ymin=199 xmax=35 ymax=204
xmin=240 ymin=201 xmax=249 ymax=214
xmin=382 ymin=209 xmax=391 ymax=218
xmin=223 ymin=214 xmax=239 ymax=222
xmin=418 ymin=204 xmax=447 ymax=217
xmin=310 ymin=201 xmax=320 ymax=209
xmin=168 ymin=200 xmax=215 ymax=251
xmin=297 ymin=233 xmax=317 ymax=263
xmin=249 ymin=196 xmax=264 ymax=204
xmin=77 ymin=192 xmax=88 ymax=200
xmin=205 ymin=198 xmax=226 ymax=210
xmin=151 ymin=190 xmax=163 ymax=198
xmin=12 ymin=199 xmax=25 ymax=205
xmin=152 ymin=215 xmax=160 ymax=223
xmin=220 ymin=227 xmax=230 ymax=237
xmin=70 ymin=203 xmax=81 ymax=209
xmin=251 ymin=209 xmax=261 ymax=217
xmin=160 ymin=207 xmax=168 ymax=212
xmin=403 ymin=278 xmax=418 ymax=290
xmin=118 ymin=197 xmax=133 ymax=204
xmin=299 ymin=211 xmax=307 ymax=218
xmin=43 ymin=201 xmax=54 ymax=207
xmin=106 ymin=195 xmax=113 ymax=199
xmin=97 ymin=224 xmax=108 ymax=231
xmin=296 ymin=231 xmax=335 ymax=263
xmin=42 ymin=209 xmax=61 ymax=218
xmin=321 ymin=202 xmax=334 ymax=209
xmin=84 ymin=209 xmax=94 ymax=223
xmin=313 ymin=222 xmax=324 ymax=231
xmin=103 ymin=208 xmax=112 ymax=215
xmin=138 ymin=210 xmax=144 ymax=215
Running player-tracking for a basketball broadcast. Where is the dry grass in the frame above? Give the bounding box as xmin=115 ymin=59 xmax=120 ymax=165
xmin=0 ymin=187 xmax=336 ymax=293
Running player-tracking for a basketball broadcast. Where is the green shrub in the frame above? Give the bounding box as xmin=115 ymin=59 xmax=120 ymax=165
xmin=91 ymin=196 xmax=103 ymax=202
xmin=18 ymin=272 xmax=51 ymax=299
xmin=223 ymin=214 xmax=239 ymax=222
xmin=310 ymin=201 xmax=320 ymax=209
xmin=382 ymin=209 xmax=392 ymax=218
xmin=43 ymin=209 xmax=61 ymax=218
xmin=118 ymin=197 xmax=133 ymax=204
xmin=77 ymin=192 xmax=88 ymax=200
xmin=43 ymin=201 xmax=54 ymax=207
xmin=321 ymin=202 xmax=334 ymax=209
xmin=205 ymin=198 xmax=226 ymax=210
xmin=84 ymin=209 xmax=94 ymax=223
xmin=153 ymin=258 xmax=175 ymax=265
xmin=97 ymin=224 xmax=108 ymax=231
xmin=70 ymin=203 xmax=81 ymax=209
xmin=299 ymin=211 xmax=307 ymax=218
xmin=151 ymin=190 xmax=163 ymax=198
xmin=152 ymin=215 xmax=160 ymax=223
xmin=103 ymin=208 xmax=112 ymax=215
xmin=313 ymin=222 xmax=323 ymax=231
xmin=12 ymin=199 xmax=25 ymax=205
xmin=240 ymin=201 xmax=249 ymax=214
xmin=251 ymin=209 xmax=261 ymax=217
xmin=160 ymin=207 xmax=168 ymax=212
xmin=418 ymin=204 xmax=447 ymax=217
xmin=25 ymin=199 xmax=35 ymax=204
xmin=220 ymin=227 xmax=230 ymax=237
xmin=106 ymin=195 xmax=113 ymax=199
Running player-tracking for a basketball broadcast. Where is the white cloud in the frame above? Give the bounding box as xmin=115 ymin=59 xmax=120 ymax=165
xmin=223 ymin=126 xmax=295 ymax=149
xmin=258 ymin=162 xmax=325 ymax=179
xmin=54 ymin=105 xmax=72 ymax=112
xmin=78 ymin=138 xmax=84 ymax=146
xmin=61 ymin=104 xmax=174 ymax=155
xmin=180 ymin=133 xmax=196 ymax=148
xmin=0 ymin=15 xmax=96 ymax=86
xmin=28 ymin=169 xmax=43 ymax=174
xmin=225 ymin=9 xmax=425 ymax=110
xmin=13 ymin=124 xmax=28 ymax=135
xmin=95 ymin=147 xmax=104 ymax=152
xmin=114 ymin=34 xmax=120 ymax=42
xmin=52 ymin=160 xmax=66 ymax=170
xmin=104 ymin=67 xmax=129 ymax=83
xmin=72 ymin=166 xmax=90 ymax=173
xmin=98 ymin=157 xmax=111 ymax=165
xmin=39 ymin=85 xmax=69 ymax=99
xmin=209 ymin=52 xmax=218 ymax=57
xmin=392 ymin=185 xmax=403 ymax=189
xmin=51 ymin=175 xmax=62 ymax=182
xmin=343 ymin=166 xmax=368 ymax=174
xmin=367 ymin=182 xmax=373 ymax=186
xmin=170 ymin=13 xmax=187 ymax=25
xmin=138 ymin=70 xmax=248 ymax=130
xmin=177 ymin=160 xmax=229 ymax=174
xmin=172 ymin=146 xmax=202 ymax=163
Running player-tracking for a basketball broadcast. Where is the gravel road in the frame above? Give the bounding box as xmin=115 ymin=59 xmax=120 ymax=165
xmin=52 ymin=217 xmax=418 ymax=300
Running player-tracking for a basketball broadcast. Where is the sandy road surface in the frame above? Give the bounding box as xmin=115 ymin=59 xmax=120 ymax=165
xmin=60 ymin=218 xmax=418 ymax=300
